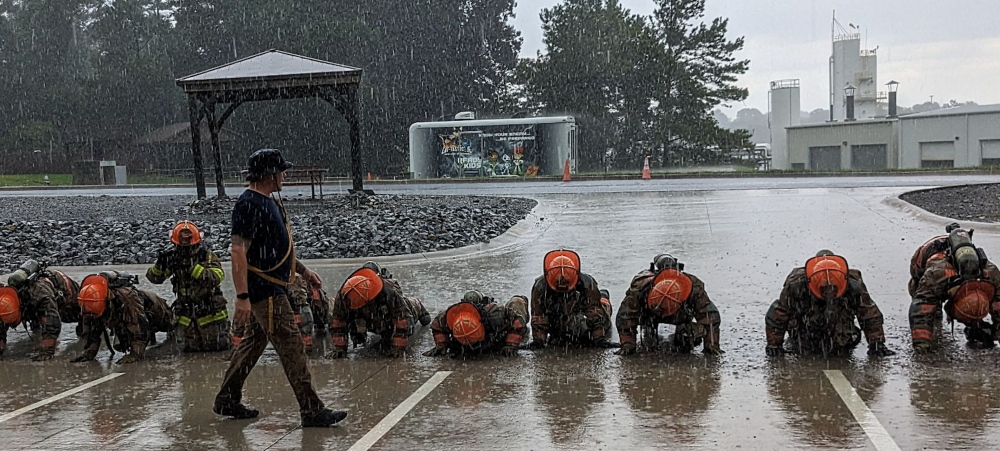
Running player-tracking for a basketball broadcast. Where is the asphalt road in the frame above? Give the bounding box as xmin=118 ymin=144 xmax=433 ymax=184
xmin=2 ymin=173 xmax=999 ymax=197
xmin=1 ymin=181 xmax=999 ymax=450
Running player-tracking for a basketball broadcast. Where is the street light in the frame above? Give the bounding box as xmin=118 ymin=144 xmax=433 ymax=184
xmin=844 ymin=83 xmax=857 ymax=121
xmin=886 ymin=80 xmax=900 ymax=118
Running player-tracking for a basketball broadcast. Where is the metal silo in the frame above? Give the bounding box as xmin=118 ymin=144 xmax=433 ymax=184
xmin=769 ymin=79 xmax=801 ymax=170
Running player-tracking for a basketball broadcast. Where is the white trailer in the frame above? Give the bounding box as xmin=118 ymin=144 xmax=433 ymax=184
xmin=408 ymin=116 xmax=578 ymax=179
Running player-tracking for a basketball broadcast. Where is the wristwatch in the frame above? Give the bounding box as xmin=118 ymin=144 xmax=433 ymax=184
xmin=237 ymin=293 xmax=250 ymax=300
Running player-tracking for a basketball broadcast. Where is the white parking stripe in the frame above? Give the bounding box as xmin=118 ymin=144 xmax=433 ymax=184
xmin=0 ymin=373 xmax=125 ymax=424
xmin=823 ymin=370 xmax=901 ymax=451
xmin=347 ymin=371 xmax=452 ymax=451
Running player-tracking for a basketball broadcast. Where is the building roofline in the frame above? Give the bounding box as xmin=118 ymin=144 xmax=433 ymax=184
xmin=899 ymin=104 xmax=1000 ymax=120
xmin=786 ymin=118 xmax=897 ymax=130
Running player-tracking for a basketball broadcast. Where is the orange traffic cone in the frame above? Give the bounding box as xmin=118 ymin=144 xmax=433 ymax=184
xmin=562 ymin=158 xmax=571 ymax=182
xmin=642 ymin=156 xmax=651 ymax=180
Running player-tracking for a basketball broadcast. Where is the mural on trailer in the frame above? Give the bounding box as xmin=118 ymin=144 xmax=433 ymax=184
xmin=436 ymin=125 xmax=541 ymax=178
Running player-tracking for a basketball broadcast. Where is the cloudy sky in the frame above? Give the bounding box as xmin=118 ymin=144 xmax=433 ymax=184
xmin=513 ymin=0 xmax=1000 ymax=115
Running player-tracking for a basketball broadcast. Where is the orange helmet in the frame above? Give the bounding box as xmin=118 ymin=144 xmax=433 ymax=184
xmin=340 ymin=268 xmax=383 ymax=310
xmin=447 ymin=302 xmax=486 ymax=346
xmin=544 ymin=249 xmax=581 ymax=291
xmin=647 ymin=269 xmax=693 ymax=316
xmin=805 ymin=254 xmax=849 ymax=299
xmin=171 ymin=221 xmax=202 ymax=246
xmin=79 ymin=274 xmax=109 ymax=316
xmin=950 ymin=280 xmax=994 ymax=323
xmin=0 ymin=286 xmax=22 ymax=325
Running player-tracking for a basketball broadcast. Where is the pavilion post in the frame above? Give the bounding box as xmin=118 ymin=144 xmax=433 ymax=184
xmin=187 ymin=94 xmax=207 ymax=199
xmin=207 ymin=99 xmax=226 ymax=198
xmin=346 ymin=86 xmax=364 ymax=192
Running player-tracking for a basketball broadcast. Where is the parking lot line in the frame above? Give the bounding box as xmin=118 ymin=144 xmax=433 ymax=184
xmin=347 ymin=371 xmax=452 ymax=451
xmin=824 ymin=370 xmax=901 ymax=451
xmin=0 ymin=373 xmax=125 ymax=424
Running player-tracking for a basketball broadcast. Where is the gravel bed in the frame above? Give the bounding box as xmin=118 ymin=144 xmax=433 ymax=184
xmin=0 ymin=194 xmax=536 ymax=271
xmin=900 ymin=184 xmax=1000 ymax=223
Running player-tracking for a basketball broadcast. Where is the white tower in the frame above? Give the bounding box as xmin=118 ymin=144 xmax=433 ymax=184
xmin=830 ymin=16 xmax=883 ymax=120
xmin=769 ymin=79 xmax=801 ymax=170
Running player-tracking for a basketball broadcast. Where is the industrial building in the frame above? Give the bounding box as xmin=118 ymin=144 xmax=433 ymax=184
xmin=783 ymin=104 xmax=1000 ymax=170
xmin=898 ymin=104 xmax=1000 ymax=168
xmin=770 ymin=14 xmax=1000 ymax=171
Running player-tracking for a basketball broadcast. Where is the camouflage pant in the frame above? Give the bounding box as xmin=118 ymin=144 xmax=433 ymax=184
xmin=233 ymin=300 xmax=318 ymax=352
xmin=174 ymin=296 xmax=231 ymax=352
xmin=216 ymin=294 xmax=324 ymax=417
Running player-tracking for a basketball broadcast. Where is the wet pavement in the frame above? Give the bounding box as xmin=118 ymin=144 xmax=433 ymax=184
xmin=3 ymin=183 xmax=1000 ymax=449
xmin=2 ymin=173 xmax=1000 ymax=197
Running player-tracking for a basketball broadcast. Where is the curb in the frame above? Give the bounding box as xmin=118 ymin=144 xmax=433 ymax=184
xmin=884 ymin=184 xmax=1000 ymax=233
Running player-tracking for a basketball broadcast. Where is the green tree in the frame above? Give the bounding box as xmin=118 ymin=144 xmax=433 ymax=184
xmin=85 ymin=0 xmax=180 ymax=138
xmin=648 ymin=0 xmax=749 ymax=166
xmin=0 ymin=0 xmax=91 ymax=133
xmin=519 ymin=0 xmax=660 ymax=171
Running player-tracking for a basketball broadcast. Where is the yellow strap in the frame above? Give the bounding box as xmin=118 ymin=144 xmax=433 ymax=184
xmin=268 ymin=297 xmax=274 ymax=334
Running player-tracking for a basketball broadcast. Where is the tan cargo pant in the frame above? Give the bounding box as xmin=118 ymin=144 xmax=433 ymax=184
xmin=215 ymin=294 xmax=324 ymax=417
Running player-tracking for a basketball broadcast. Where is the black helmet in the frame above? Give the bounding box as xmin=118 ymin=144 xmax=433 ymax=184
xmin=462 ymin=290 xmax=484 ymax=305
xmin=246 ymin=148 xmax=293 ymax=181
xmin=651 ymin=253 xmax=683 ymax=272
xmin=362 ymin=261 xmax=382 ymax=273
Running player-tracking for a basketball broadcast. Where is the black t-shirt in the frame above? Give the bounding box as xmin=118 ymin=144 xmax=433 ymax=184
xmin=231 ymin=189 xmax=293 ymax=303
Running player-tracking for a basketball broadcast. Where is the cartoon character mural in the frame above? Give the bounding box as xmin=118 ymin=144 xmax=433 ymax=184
xmin=436 ymin=125 xmax=540 ymax=178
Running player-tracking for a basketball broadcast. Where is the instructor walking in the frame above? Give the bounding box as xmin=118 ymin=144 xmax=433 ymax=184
xmin=213 ymin=148 xmax=347 ymax=427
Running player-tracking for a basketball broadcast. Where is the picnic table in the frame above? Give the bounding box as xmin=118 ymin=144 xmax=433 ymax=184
xmin=283 ymin=166 xmax=327 ymax=199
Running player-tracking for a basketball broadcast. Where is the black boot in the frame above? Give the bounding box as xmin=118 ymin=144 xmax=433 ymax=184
xmin=964 ymin=326 xmax=996 ymax=348
xmin=214 ymin=403 xmax=260 ymax=419
xmin=302 ymin=408 xmax=348 ymax=427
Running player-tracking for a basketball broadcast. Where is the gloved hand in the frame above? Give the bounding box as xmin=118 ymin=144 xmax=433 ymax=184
xmin=592 ymin=337 xmax=620 ymax=349
xmin=765 ymin=345 xmax=785 ymax=357
xmin=913 ymin=342 xmax=933 ymax=354
xmin=326 ymin=348 xmax=348 ymax=359
xmin=615 ymin=343 xmax=637 ymax=356
xmin=867 ymin=341 xmax=896 ymax=357
xmin=703 ymin=345 xmax=726 ymax=356
xmin=71 ymin=351 xmax=97 ymax=363
xmin=500 ymin=345 xmax=519 ymax=357
xmin=423 ymin=346 xmax=448 ymax=357
xmin=158 ymin=249 xmax=177 ymax=270
xmin=526 ymin=340 xmax=546 ymax=350
xmin=387 ymin=347 xmax=405 ymax=358
xmin=115 ymin=354 xmax=140 ymax=364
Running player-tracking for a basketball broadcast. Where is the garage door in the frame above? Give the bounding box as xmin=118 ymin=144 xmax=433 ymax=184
xmin=920 ymin=141 xmax=954 ymax=168
xmin=809 ymin=146 xmax=841 ymax=170
xmin=851 ymin=144 xmax=887 ymax=170
xmin=982 ymin=140 xmax=1000 ymax=166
